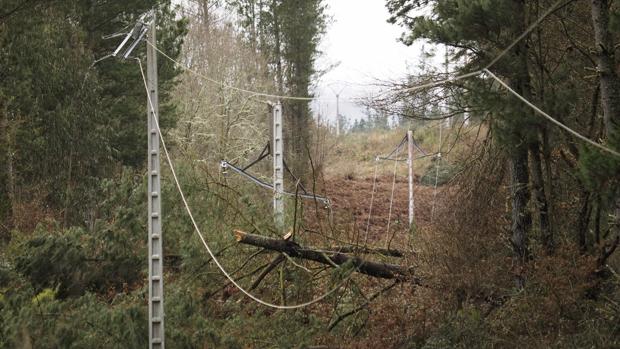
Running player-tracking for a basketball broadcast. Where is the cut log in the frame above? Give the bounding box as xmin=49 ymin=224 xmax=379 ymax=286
xmin=233 ymin=230 xmax=415 ymax=280
xmin=320 ymin=246 xmax=405 ymax=258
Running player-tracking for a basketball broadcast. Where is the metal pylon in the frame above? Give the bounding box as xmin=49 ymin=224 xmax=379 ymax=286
xmin=146 ymin=15 xmax=165 ymax=349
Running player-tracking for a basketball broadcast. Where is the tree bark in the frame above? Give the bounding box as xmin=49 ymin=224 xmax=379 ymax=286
xmin=272 ymin=0 xmax=283 ymax=95
xmin=591 ymin=0 xmax=620 ymax=142
xmin=510 ymin=0 xmax=533 ymax=287
xmin=510 ymin=145 xmax=531 ymax=263
xmin=541 ymin=127 xmax=554 ymax=246
xmin=577 ymin=190 xmax=592 ymax=251
xmin=233 ymin=230 xmax=415 ymax=280
xmin=591 ymin=0 xmax=620 ymax=253
xmin=0 ymin=106 xmax=12 ymax=237
xmin=321 ymin=246 xmax=404 ymax=258
xmin=530 ymin=141 xmax=552 ymax=252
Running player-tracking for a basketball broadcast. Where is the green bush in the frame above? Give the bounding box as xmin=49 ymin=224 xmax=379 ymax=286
xmin=13 ymin=225 xmax=142 ymax=299
xmin=419 ymin=160 xmax=458 ymax=186
xmin=419 ymin=308 xmax=493 ymax=349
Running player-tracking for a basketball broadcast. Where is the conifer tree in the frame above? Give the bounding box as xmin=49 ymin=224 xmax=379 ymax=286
xmin=0 ymin=0 xmax=186 ymax=229
xmin=227 ymin=0 xmax=326 ymax=179
xmin=387 ymin=0 xmax=557 ymax=283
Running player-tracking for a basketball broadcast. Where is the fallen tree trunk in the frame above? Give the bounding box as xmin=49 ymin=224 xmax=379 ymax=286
xmin=321 ymin=246 xmax=404 ymax=258
xmin=233 ymin=230 xmax=415 ymax=280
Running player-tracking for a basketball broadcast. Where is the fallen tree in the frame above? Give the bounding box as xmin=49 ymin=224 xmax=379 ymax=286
xmin=233 ymin=230 xmax=416 ymax=281
xmin=320 ymin=246 xmax=404 ymax=258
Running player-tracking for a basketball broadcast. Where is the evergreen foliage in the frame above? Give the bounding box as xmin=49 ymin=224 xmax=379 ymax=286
xmin=226 ymin=0 xmax=327 ymax=178
xmin=1 ymin=0 xmax=620 ymax=347
xmin=0 ymin=0 xmax=186 ymax=229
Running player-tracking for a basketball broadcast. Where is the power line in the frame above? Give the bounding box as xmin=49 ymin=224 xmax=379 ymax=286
xmin=137 ymin=58 xmax=352 ymax=310
xmin=484 ymin=0 xmax=572 ymax=70
xmin=364 ymin=134 xmax=423 ymax=244
xmin=484 ymin=69 xmax=620 ymax=158
xmin=380 ymin=135 xmax=408 ymax=161
xmin=382 ymin=0 xmax=619 ymax=159
xmin=146 ymin=40 xmax=349 ymax=103
xmin=390 ymin=70 xmax=484 ymax=94
xmin=384 ymin=143 xmax=402 ymax=249
xmin=140 ymin=0 xmax=568 ymax=105
xmin=389 ymin=0 xmax=569 ymax=95
xmin=221 ymin=161 xmax=331 ymax=206
xmin=143 ymin=0 xmax=605 ymax=160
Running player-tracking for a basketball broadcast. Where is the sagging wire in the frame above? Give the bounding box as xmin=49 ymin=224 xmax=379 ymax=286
xmin=137 ymin=58 xmax=351 ymax=310
xmin=220 ymin=161 xmax=330 ymax=207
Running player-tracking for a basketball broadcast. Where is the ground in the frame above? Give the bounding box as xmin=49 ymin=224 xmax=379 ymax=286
xmin=319 ymin=174 xmax=437 ymax=244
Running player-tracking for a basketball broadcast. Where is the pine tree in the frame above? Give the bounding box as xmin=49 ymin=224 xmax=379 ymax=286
xmin=227 ymin=0 xmax=326 ymax=180
xmin=588 ymin=0 xmax=620 ymax=265
xmin=387 ymin=0 xmax=564 ymax=284
xmin=0 ymin=0 xmax=186 ymax=229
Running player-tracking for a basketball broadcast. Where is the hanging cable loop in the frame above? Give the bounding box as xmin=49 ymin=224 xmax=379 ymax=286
xmin=221 ymin=160 xmax=331 ymax=207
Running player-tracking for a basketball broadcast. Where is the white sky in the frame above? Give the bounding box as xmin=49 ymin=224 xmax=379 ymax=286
xmin=312 ymin=0 xmax=427 ymax=126
xmin=174 ymin=0 xmax=431 ymax=126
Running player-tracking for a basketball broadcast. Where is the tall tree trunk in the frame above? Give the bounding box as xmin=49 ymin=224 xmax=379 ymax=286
xmin=510 ymin=145 xmax=531 ymax=263
xmin=532 ymin=7 xmax=554 ymax=252
xmin=591 ymin=0 xmax=620 ymax=249
xmin=530 ymin=141 xmax=552 ymax=251
xmin=201 ymin=0 xmax=211 ymax=38
xmin=290 ymin=96 xmax=310 ymax=182
xmin=591 ymin=0 xmax=620 ymax=142
xmin=0 ymin=107 xmax=12 ymax=237
xmin=249 ymin=0 xmax=256 ymax=51
xmin=510 ymin=0 xmax=533 ymax=287
xmin=541 ymin=127 xmax=555 ymax=246
xmin=577 ymin=190 xmax=592 ymax=251
xmin=595 ymin=195 xmax=602 ymax=245
xmin=272 ymin=0 xmax=283 ymax=94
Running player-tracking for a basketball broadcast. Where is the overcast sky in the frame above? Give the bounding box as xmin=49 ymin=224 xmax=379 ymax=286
xmin=175 ymin=0 xmax=428 ymax=126
xmin=312 ymin=0 xmax=426 ymax=127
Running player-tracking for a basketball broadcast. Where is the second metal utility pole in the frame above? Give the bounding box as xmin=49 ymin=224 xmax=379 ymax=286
xmin=407 ymin=130 xmax=415 ymax=227
xmin=335 ymin=93 xmax=340 ymax=136
xmin=330 ymin=86 xmax=345 ymax=136
xmin=272 ymin=101 xmax=284 ymax=229
xmin=146 ymin=15 xmax=165 ymax=349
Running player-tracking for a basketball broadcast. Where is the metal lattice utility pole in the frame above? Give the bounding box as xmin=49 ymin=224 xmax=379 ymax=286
xmin=146 ymin=15 xmax=165 ymax=349
xmin=335 ymin=93 xmax=340 ymax=136
xmin=272 ymin=101 xmax=284 ymax=229
xmin=330 ymin=86 xmax=345 ymax=136
xmin=407 ymin=130 xmax=415 ymax=227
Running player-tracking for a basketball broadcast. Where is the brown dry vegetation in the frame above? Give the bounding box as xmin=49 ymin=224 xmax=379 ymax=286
xmin=286 ymin=126 xmax=620 ymax=348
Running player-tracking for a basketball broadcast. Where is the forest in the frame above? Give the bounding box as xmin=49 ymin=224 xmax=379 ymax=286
xmin=0 ymin=0 xmax=619 ymax=348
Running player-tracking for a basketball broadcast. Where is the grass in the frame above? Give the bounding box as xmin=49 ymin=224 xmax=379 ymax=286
xmin=324 ymin=122 xmax=487 ymax=184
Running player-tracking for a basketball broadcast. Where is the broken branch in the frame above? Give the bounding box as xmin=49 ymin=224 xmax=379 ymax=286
xmin=233 ymin=230 xmax=415 ymax=280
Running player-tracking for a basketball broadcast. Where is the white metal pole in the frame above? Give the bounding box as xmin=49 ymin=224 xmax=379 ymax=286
xmin=273 ymin=101 xmax=284 ymax=229
xmin=147 ymin=15 xmax=165 ymax=349
xmin=407 ymin=130 xmax=415 ymax=227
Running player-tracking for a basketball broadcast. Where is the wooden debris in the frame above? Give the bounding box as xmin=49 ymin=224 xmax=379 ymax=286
xmin=233 ymin=230 xmax=415 ymax=280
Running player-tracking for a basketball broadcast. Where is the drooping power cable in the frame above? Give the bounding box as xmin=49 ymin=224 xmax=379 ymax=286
xmin=137 ymin=58 xmax=351 ymax=310
xmin=221 ymin=161 xmax=330 ymax=206
xmin=484 ymin=69 xmax=620 ymax=158
xmin=384 ymin=144 xmax=402 ymax=250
